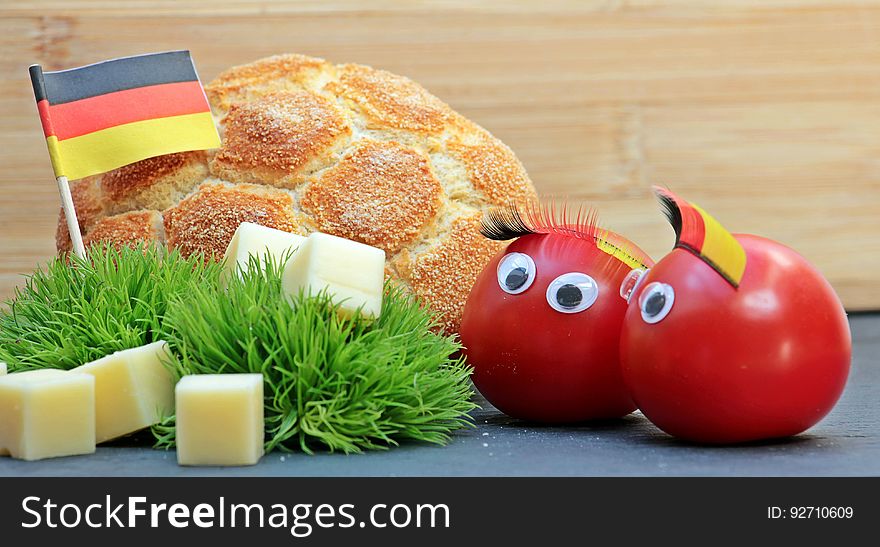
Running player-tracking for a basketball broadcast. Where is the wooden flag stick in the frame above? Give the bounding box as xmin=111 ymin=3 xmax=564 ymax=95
xmin=56 ymin=175 xmax=86 ymax=258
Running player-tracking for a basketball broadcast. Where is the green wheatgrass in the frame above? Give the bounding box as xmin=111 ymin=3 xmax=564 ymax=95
xmin=0 ymin=244 xmax=220 ymax=370
xmin=0 ymin=244 xmax=475 ymax=453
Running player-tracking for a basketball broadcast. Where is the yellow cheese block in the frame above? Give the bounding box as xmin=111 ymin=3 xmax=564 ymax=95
xmin=0 ymin=369 xmax=95 ymax=461
xmin=223 ymin=222 xmax=306 ymax=283
xmin=175 ymin=374 xmax=264 ymax=466
xmin=74 ymin=341 xmax=175 ymax=444
xmin=281 ymin=232 xmax=386 ymax=318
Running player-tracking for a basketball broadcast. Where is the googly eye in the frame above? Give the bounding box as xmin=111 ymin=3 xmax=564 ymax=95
xmin=546 ymin=272 xmax=599 ymax=314
xmin=497 ymin=252 xmax=537 ymax=294
xmin=638 ymin=282 xmax=675 ymax=324
xmin=619 ymin=268 xmax=648 ymax=303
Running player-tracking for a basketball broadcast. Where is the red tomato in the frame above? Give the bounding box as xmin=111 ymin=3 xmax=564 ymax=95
xmin=620 ymin=234 xmax=851 ymax=444
xmin=461 ymin=232 xmax=649 ymax=422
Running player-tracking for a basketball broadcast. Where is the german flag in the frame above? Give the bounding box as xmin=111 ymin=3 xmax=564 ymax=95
xmin=654 ymin=186 xmax=747 ymax=288
xmin=30 ymin=50 xmax=220 ymax=181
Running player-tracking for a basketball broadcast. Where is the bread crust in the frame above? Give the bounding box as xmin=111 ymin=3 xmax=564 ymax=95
xmin=83 ymin=210 xmax=163 ymax=251
xmin=302 ymin=139 xmax=442 ymax=254
xmin=163 ymin=182 xmax=303 ymax=259
xmin=327 ymin=63 xmax=450 ymax=133
xmin=55 ymin=177 xmax=105 ymax=254
xmin=394 ymin=212 xmax=505 ymax=334
xmin=211 ymin=91 xmax=351 ymax=187
xmin=100 ymin=151 xmax=208 ymax=213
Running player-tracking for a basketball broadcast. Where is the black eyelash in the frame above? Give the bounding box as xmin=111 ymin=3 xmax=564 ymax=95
xmin=480 ymin=201 xmax=652 ymax=271
xmin=480 ymin=206 xmax=535 ymax=240
xmin=656 ymin=189 xmax=683 ymax=246
xmin=481 ymin=201 xmax=600 ymax=241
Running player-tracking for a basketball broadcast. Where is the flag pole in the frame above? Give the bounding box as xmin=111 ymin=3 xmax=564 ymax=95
xmin=56 ymin=175 xmax=86 ymax=259
xmin=30 ymin=63 xmax=86 ymax=259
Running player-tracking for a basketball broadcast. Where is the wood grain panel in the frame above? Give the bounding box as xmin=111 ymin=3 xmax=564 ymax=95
xmin=1 ymin=1 xmax=878 ymax=308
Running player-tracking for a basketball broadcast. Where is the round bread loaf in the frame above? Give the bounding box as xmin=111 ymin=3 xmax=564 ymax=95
xmin=57 ymin=54 xmax=537 ymax=334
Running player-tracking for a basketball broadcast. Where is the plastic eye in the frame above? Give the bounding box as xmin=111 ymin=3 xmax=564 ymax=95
xmin=546 ymin=273 xmax=599 ymax=314
xmin=639 ymin=282 xmax=675 ymax=324
xmin=497 ymin=252 xmax=537 ymax=294
xmin=619 ymin=268 xmax=648 ymax=303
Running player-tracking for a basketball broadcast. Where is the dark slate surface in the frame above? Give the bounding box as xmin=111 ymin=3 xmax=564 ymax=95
xmin=1 ymin=315 xmax=877 ymax=477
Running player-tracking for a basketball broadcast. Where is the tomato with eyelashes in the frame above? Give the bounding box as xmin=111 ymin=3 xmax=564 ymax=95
xmin=460 ymin=207 xmax=653 ymax=423
xmin=619 ymin=189 xmax=851 ymax=444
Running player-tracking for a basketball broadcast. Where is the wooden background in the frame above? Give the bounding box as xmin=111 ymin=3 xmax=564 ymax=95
xmin=1 ymin=0 xmax=878 ymax=308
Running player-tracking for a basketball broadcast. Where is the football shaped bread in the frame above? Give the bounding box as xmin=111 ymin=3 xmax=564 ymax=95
xmin=57 ymin=54 xmax=537 ymax=333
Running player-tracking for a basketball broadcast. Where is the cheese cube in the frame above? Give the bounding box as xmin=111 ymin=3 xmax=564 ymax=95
xmin=281 ymin=232 xmax=385 ymax=318
xmin=175 ymin=374 xmax=264 ymax=466
xmin=0 ymin=362 xmax=6 ymax=375
xmin=74 ymin=341 xmax=175 ymax=443
xmin=0 ymin=369 xmax=95 ymax=461
xmin=223 ymin=222 xmax=306 ymax=283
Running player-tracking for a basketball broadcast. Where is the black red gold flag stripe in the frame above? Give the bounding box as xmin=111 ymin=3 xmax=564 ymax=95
xmin=654 ymin=186 xmax=747 ymax=288
xmin=30 ymin=50 xmax=220 ymax=181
